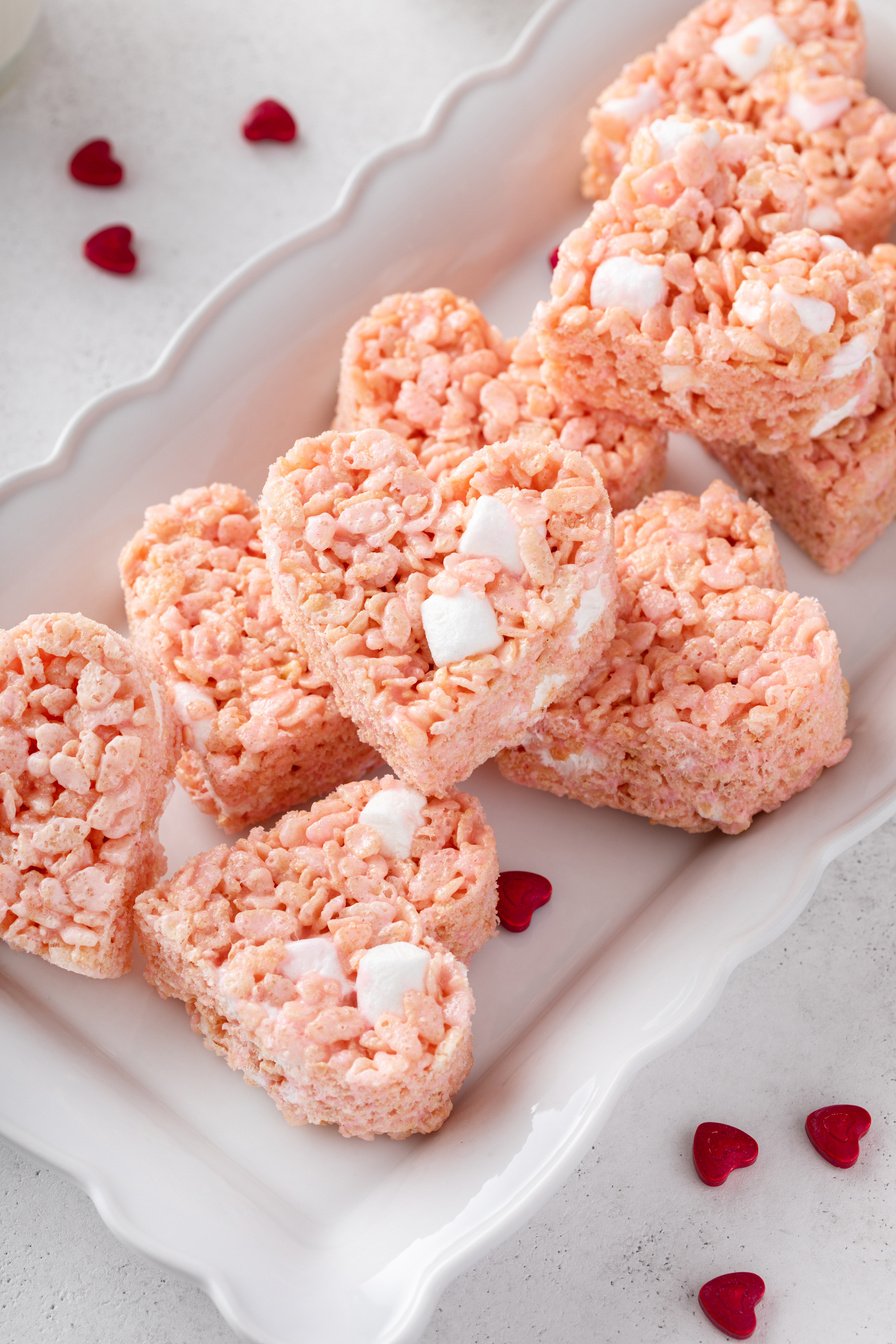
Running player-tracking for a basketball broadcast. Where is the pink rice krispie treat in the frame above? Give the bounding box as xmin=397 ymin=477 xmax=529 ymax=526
xmin=335 ymin=287 xmax=666 ymax=511
xmin=0 ymin=613 xmax=175 ymax=977
xmin=498 ymin=482 xmax=850 ymax=834
xmin=259 ymin=426 xmax=618 ymax=795
xmin=582 ymin=0 xmax=868 ymax=214
xmin=119 ymin=484 xmax=378 ymax=832
xmin=135 ymin=777 xmax=499 ymax=1138
xmin=707 ymin=242 xmax=896 ymax=571
xmin=540 ymin=117 xmax=885 ymax=452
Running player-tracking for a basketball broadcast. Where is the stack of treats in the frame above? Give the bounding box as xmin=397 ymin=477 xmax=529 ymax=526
xmin=5 ymin=0 xmax=894 ymax=1139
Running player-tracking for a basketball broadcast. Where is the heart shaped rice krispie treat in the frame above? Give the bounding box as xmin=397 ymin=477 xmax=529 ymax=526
xmin=707 ymin=242 xmax=896 ymax=571
xmin=334 ymin=287 xmax=666 ymax=511
xmin=119 ymin=484 xmax=378 ymax=832
xmin=540 ymin=116 xmax=885 ymax=452
xmin=0 ymin=613 xmax=176 ymax=977
xmin=259 ymin=425 xmax=618 ymax=795
xmin=582 ymin=0 xmax=869 ymax=219
xmin=135 ymin=777 xmax=499 ymax=1138
xmin=498 ymin=482 xmax=850 ymax=833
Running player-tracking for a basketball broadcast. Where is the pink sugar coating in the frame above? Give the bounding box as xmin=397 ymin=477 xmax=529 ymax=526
xmin=119 ymin=484 xmax=378 ymax=831
xmin=498 ymin=482 xmax=850 ymax=833
xmin=0 ymin=612 xmax=175 ymax=977
xmin=541 ymin=117 xmax=884 ymax=451
xmin=707 ymin=243 xmax=896 ymax=570
xmin=582 ymin=0 xmax=876 ymax=242
xmin=136 ymin=778 xmax=498 ymax=1138
xmin=259 ymin=425 xmax=618 ymax=795
xmin=335 ymin=288 xmax=666 ymax=511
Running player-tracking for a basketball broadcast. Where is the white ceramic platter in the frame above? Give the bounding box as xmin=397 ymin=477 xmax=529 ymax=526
xmin=3 ymin=1 xmax=896 ymax=1340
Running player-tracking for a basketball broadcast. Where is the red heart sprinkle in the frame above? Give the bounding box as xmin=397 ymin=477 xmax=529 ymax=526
xmin=242 ymin=99 xmax=298 ymax=143
xmin=497 ymin=870 xmax=552 ymax=932
xmin=549 ymin=245 xmax=560 ymax=271
xmin=693 ymin=1122 xmax=759 ymax=1187
xmin=805 ymin=1104 xmax=871 ymax=1168
xmin=69 ymin=139 xmax=124 ymax=187
xmin=83 ymin=225 xmax=137 ymax=275
xmin=698 ymin=1272 xmax=765 ymax=1340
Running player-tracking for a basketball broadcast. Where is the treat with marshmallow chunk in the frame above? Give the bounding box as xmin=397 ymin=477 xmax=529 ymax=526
xmin=539 ymin=117 xmax=885 ymax=452
xmin=580 ymin=0 xmax=888 ymax=249
xmin=706 ymin=243 xmax=896 ymax=572
xmin=334 ymin=288 xmax=666 ymax=512
xmin=498 ymin=482 xmax=850 ymax=833
xmin=135 ymin=777 xmax=500 ymax=1138
xmin=0 ymin=613 xmax=176 ymax=977
xmin=119 ymin=484 xmax=378 ymax=832
xmin=259 ymin=425 xmax=618 ymax=795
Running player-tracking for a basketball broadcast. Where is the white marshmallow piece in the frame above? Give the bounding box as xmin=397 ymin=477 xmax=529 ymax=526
xmin=786 ymin=90 xmax=851 ymax=134
xmin=808 ymin=204 xmax=842 ymax=232
xmin=458 ymin=495 xmax=525 ymax=575
xmin=711 ymin=16 xmax=790 ymax=82
xmin=358 ymin=784 xmax=427 ymax=861
xmin=602 ymin=80 xmax=662 ymax=129
xmin=421 ymin=589 xmax=501 ymax=667
xmin=171 ymin=681 xmax=216 ymax=751
xmin=590 ymin=256 xmax=667 ymax=319
xmin=573 ymin=579 xmax=610 ymax=641
xmin=771 ymin=283 xmax=835 ymax=335
xmin=280 ymin=936 xmax=353 ymax=998
xmin=532 ymin=672 xmax=566 ymax=712
xmin=649 ymin=116 xmax=720 ymax=160
xmin=810 ymin=394 xmax=862 ymax=438
xmin=822 ymin=333 xmax=874 ymax=381
xmin=355 ymin=943 xmax=431 ymax=1025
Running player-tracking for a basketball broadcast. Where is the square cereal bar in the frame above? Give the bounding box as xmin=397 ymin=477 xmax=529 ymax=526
xmin=136 ymin=777 xmax=498 ymax=1138
xmin=120 ymin=484 xmax=378 ymax=832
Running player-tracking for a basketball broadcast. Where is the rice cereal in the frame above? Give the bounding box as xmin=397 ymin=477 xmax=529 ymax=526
xmin=498 ymin=483 xmax=850 ymax=834
xmin=540 ymin=117 xmax=884 ymax=451
xmin=135 ymin=777 xmax=499 ymax=1138
xmin=335 ymin=287 xmax=666 ymax=511
xmin=259 ymin=425 xmax=618 ymax=795
xmin=706 ymin=243 xmax=896 ymax=571
xmin=119 ymin=484 xmax=379 ymax=832
xmin=0 ymin=612 xmax=176 ymax=977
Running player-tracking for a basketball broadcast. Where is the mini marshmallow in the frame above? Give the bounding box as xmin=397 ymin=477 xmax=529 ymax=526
xmin=171 ymin=681 xmax=216 ymax=751
xmin=355 ymin=942 xmax=431 ymax=1025
xmin=711 ymin=16 xmax=790 ymax=83
xmin=573 ymin=579 xmax=610 ymax=641
xmin=358 ymin=783 xmax=427 ymax=860
xmin=820 ymin=234 xmax=849 ymax=252
xmin=532 ymin=672 xmax=566 ymax=712
xmin=808 ymin=204 xmax=842 ymax=232
xmin=590 ymin=256 xmax=667 ymax=319
xmin=771 ymin=283 xmax=835 ymax=335
xmin=458 ymin=495 xmax=525 ymax=575
xmin=822 ymin=333 xmax=874 ymax=381
xmin=280 ymin=936 xmax=353 ymax=998
xmin=603 ymin=80 xmax=662 ymax=129
xmin=649 ymin=116 xmax=719 ymax=160
xmin=810 ymin=394 xmax=862 ymax=437
xmin=421 ymin=589 xmax=501 ymax=667
xmin=786 ymin=91 xmax=851 ymax=134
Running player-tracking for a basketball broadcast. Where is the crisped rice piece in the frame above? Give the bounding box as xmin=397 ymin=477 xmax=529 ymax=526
xmin=498 ymin=482 xmax=850 ymax=834
xmin=541 ymin=117 xmax=885 ymax=452
xmin=0 ymin=612 xmax=175 ymax=977
xmin=259 ymin=426 xmax=618 ymax=795
xmin=335 ymin=288 xmax=666 ymax=511
xmin=582 ymin=0 xmax=870 ymax=224
xmin=119 ymin=484 xmax=378 ymax=832
xmin=707 ymin=242 xmax=896 ymax=571
xmin=136 ymin=777 xmax=499 ymax=1138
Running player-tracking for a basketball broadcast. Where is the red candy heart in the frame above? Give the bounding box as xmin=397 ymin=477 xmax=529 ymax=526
xmin=242 ymin=99 xmax=298 ymax=143
xmin=497 ymin=870 xmax=552 ymax=932
xmin=83 ymin=225 xmax=137 ymax=275
xmin=69 ymin=138 xmax=124 ymax=187
xmin=805 ymin=1104 xmax=871 ymax=1168
xmin=549 ymin=245 xmax=560 ymax=271
xmin=698 ymin=1272 xmax=765 ymax=1340
xmin=693 ymin=1122 xmax=759 ymax=1187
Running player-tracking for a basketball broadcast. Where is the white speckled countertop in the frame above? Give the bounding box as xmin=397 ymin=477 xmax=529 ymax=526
xmin=1 ymin=3 xmax=894 ymax=1341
